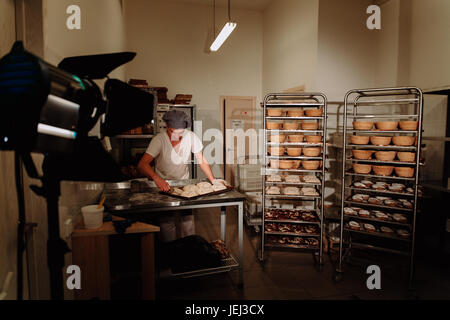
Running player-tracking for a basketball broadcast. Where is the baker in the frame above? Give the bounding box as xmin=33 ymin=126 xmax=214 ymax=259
xmin=138 ymin=109 xmax=227 ymax=242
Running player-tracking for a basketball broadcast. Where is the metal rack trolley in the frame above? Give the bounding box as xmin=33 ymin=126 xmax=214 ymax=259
xmin=261 ymin=93 xmax=328 ymax=266
xmin=336 ymin=87 xmax=424 ymax=290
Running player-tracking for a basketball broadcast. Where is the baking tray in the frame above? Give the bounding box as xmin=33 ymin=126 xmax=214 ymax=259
xmin=160 ymin=185 xmax=234 ymax=200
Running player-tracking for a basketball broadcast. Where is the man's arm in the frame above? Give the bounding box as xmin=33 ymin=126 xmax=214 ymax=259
xmin=137 ymin=153 xmax=170 ymax=192
xmin=194 ymin=152 xmax=216 ymax=183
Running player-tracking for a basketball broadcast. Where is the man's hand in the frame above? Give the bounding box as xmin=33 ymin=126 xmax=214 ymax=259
xmin=153 ymin=175 xmax=171 ymax=192
xmin=212 ymin=179 xmax=230 ymax=187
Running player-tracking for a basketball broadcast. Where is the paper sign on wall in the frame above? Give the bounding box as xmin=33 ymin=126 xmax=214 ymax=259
xmin=232 ymin=119 xmax=244 ymax=130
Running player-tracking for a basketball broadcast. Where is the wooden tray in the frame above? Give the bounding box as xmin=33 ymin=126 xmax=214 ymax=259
xmin=160 ymin=186 xmax=234 ymax=200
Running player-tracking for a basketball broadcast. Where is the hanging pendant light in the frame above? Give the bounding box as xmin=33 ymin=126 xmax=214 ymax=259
xmin=210 ymin=0 xmax=237 ymax=52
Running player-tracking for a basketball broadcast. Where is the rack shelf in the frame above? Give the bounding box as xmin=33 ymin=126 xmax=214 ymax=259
xmin=262 ymin=92 xmax=328 ymax=265
xmin=338 ymin=87 xmax=423 ymax=291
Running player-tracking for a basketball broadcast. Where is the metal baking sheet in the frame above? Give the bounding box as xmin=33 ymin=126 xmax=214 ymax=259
xmin=160 ymin=186 xmax=234 ymax=200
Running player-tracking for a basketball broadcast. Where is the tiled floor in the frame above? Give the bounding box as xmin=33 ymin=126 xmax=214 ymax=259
xmin=123 ymin=207 xmax=450 ymax=300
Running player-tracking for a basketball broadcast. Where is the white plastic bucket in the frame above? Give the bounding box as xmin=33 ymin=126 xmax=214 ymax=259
xmin=81 ymin=205 xmax=104 ymax=229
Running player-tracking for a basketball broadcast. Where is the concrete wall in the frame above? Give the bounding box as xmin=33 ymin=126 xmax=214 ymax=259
xmin=262 ymin=0 xmax=319 ymax=94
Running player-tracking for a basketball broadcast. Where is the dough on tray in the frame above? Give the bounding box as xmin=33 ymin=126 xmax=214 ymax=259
xmin=172 ymin=187 xmax=184 ymax=195
xmin=212 ymin=184 xmax=227 ymax=192
xmin=267 ymin=174 xmax=282 ymax=182
xmin=197 ymin=182 xmax=213 ymax=188
xmin=183 ymin=184 xmax=199 ymax=193
xmin=283 ymin=187 xmax=300 ymax=195
xmin=284 ymin=175 xmax=301 ymax=183
xmin=181 ymin=190 xmax=198 ymax=198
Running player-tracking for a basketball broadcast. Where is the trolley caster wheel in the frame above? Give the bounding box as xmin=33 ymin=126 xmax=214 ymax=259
xmin=334 ymin=272 xmax=343 ymax=283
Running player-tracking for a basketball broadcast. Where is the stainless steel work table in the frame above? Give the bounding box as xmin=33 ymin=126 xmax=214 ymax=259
xmin=102 ymin=179 xmax=246 ymax=287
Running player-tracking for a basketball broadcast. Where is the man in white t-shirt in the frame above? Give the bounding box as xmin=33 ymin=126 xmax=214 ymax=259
xmin=137 ymin=110 xmax=227 ymax=242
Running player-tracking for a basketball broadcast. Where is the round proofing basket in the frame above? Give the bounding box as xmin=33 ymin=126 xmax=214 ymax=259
xmin=288 ymin=135 xmax=304 ymax=142
xmin=266 ymin=122 xmax=282 ymax=130
xmin=302 ymin=122 xmax=319 ymax=130
xmin=303 ymin=147 xmax=322 ymax=157
xmin=375 ymin=121 xmax=399 ymax=131
xmin=302 ymin=160 xmax=320 ymax=170
xmin=287 ymin=148 xmax=302 ymax=156
xmin=283 ymin=122 xmax=299 ymax=130
xmin=279 ymin=160 xmax=294 ymax=169
xmin=353 ymin=163 xmax=372 ymax=174
xmin=305 ymin=135 xmax=322 ymax=143
xmin=392 ymin=136 xmax=416 ymax=146
xmin=305 ymin=108 xmax=323 ymax=117
xmin=370 ymin=136 xmax=392 ymax=146
xmin=397 ymin=152 xmax=416 ymax=162
xmin=350 ymin=135 xmax=370 ymax=145
xmin=269 ymin=135 xmax=286 ymax=143
xmin=353 ymin=121 xmax=373 ymax=130
xmin=270 ymin=160 xmax=279 ymax=168
xmin=267 ymin=109 xmax=284 ymax=117
xmin=352 ymin=149 xmax=374 ymax=160
xmin=395 ymin=167 xmax=415 ymax=178
xmin=269 ymin=147 xmax=285 ymax=156
xmin=374 ymin=151 xmax=397 ymax=161
xmin=373 ymin=165 xmax=394 ymax=176
xmin=399 ymin=121 xmax=418 ymax=131
xmin=287 ymin=109 xmax=304 ymax=117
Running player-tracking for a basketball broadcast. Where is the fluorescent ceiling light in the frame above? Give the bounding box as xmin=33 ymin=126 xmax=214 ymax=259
xmin=210 ymin=22 xmax=237 ymax=52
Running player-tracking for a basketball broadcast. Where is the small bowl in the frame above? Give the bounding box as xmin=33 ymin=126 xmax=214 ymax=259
xmin=399 ymin=121 xmax=418 ymax=131
xmin=267 ymin=122 xmax=282 ymax=130
xmin=350 ymin=136 xmax=370 ymax=145
xmin=374 ymin=151 xmax=397 ymax=161
xmin=370 ymin=136 xmax=392 ymax=146
xmin=267 ymin=109 xmax=284 ymax=117
xmin=353 ymin=121 xmax=373 ymax=130
xmin=279 ymin=160 xmax=294 ymax=169
xmin=302 ymin=160 xmax=320 ymax=170
xmin=302 ymin=122 xmax=319 ymax=130
xmin=392 ymin=136 xmax=416 ymax=146
xmin=375 ymin=121 xmax=398 ymax=131
xmin=269 ymin=135 xmax=286 ymax=143
xmin=373 ymin=165 xmax=394 ymax=176
xmin=397 ymin=152 xmax=416 ymax=162
xmin=352 ymin=149 xmax=374 ymax=160
xmin=303 ymin=147 xmax=322 ymax=157
xmin=353 ymin=163 xmax=372 ymax=174
xmin=287 ymin=147 xmax=302 ymax=156
xmin=283 ymin=122 xmax=299 ymax=130
xmin=395 ymin=167 xmax=415 ymax=178
xmin=287 ymin=109 xmax=304 ymax=117
xmin=288 ymin=135 xmax=304 ymax=142
xmin=305 ymin=108 xmax=323 ymax=117
xmin=268 ymin=147 xmax=285 ymax=156
xmin=305 ymin=135 xmax=322 ymax=143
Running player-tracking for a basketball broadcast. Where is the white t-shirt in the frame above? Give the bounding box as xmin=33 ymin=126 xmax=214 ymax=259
xmin=145 ymin=130 xmax=203 ymax=180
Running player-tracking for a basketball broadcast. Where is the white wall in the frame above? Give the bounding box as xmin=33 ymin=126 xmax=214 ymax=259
xmin=124 ymin=0 xmax=263 ymax=177
xmin=316 ymin=0 xmax=377 ymax=102
xmin=407 ymin=0 xmax=450 ymax=89
xmin=124 ymin=0 xmax=263 ymax=129
xmin=43 ymin=0 xmax=127 ymax=80
xmin=262 ymin=0 xmax=319 ymax=94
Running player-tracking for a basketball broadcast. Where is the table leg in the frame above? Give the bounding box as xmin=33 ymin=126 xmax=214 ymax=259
xmin=141 ymin=233 xmax=156 ymax=300
xmin=238 ymin=202 xmax=244 ymax=288
xmin=71 ymin=235 xmax=110 ymax=300
xmin=221 ymin=206 xmax=226 ymax=242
